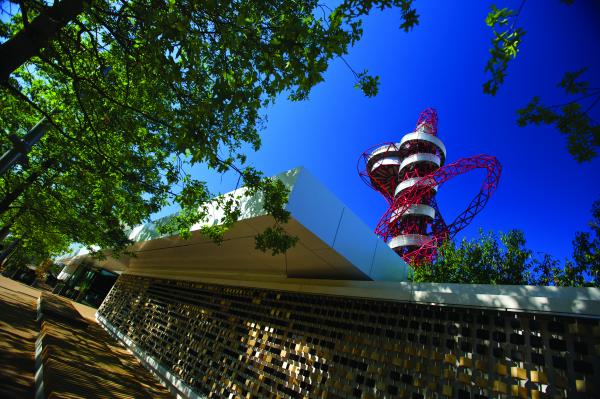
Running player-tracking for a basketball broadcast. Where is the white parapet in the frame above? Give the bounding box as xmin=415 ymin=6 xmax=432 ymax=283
xmin=390 ymin=204 xmax=436 ymax=221
xmin=367 ymin=143 xmax=400 ymax=165
xmin=369 ymin=156 xmax=401 ymax=174
xmin=394 ymin=176 xmax=438 ymax=197
xmin=389 ymin=234 xmax=430 ymax=249
xmin=399 ymin=152 xmax=441 ymax=173
xmin=399 ymin=131 xmax=447 ymax=161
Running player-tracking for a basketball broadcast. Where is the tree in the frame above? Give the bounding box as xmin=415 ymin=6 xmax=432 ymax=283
xmin=526 ymin=199 xmax=598 ymax=287
xmin=517 ymin=69 xmax=600 ymax=162
xmin=571 ymin=199 xmax=600 ymax=285
xmin=411 ymin=230 xmax=537 ymax=285
xmin=484 ymin=1 xmax=599 ymax=162
xmin=413 ymin=201 xmax=600 ymax=287
xmin=0 ymin=0 xmax=420 ymax=259
xmin=478 ymin=2 xmax=599 ymax=285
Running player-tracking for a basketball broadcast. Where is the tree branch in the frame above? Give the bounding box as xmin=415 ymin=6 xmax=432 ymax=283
xmin=0 ymin=0 xmax=85 ymax=82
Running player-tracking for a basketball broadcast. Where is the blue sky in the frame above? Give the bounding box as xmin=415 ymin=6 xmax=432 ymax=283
xmin=181 ymin=0 xmax=600 ymax=263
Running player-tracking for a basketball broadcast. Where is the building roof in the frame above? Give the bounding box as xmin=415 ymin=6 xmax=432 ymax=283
xmin=64 ymin=167 xmax=409 ymax=282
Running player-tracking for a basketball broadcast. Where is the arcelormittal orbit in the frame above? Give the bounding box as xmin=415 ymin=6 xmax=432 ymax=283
xmin=358 ymin=108 xmax=501 ymax=265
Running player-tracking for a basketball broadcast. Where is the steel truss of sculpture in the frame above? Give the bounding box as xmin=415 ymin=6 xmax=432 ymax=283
xmin=358 ymin=108 xmax=501 ymax=266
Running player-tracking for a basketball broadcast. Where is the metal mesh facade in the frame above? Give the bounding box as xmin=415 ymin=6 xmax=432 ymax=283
xmin=98 ymin=274 xmax=600 ymax=398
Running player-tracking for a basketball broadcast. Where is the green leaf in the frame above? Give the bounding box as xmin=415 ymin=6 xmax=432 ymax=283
xmin=0 ymin=0 xmax=424 ymax=261
xmin=558 ymin=68 xmax=590 ymax=95
xmin=354 ymin=70 xmax=380 ymax=97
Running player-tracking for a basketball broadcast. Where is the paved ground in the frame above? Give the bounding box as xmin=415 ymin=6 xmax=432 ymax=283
xmin=0 ymin=277 xmax=39 ymax=398
xmin=0 ymin=276 xmax=173 ymax=398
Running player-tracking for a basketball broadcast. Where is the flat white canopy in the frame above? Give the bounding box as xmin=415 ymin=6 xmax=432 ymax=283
xmin=63 ymin=167 xmax=409 ymax=282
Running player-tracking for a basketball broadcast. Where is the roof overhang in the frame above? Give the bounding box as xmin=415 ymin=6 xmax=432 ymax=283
xmin=63 ymin=167 xmax=409 ymax=282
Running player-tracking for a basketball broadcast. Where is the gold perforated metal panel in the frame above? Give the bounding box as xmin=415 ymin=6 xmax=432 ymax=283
xmin=98 ymin=275 xmax=600 ymax=398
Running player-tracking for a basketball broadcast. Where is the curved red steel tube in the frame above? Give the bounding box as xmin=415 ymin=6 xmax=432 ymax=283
xmin=375 ymin=155 xmax=501 ymax=265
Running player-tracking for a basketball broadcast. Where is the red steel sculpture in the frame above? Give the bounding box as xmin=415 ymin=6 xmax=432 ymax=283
xmin=358 ymin=108 xmax=501 ymax=266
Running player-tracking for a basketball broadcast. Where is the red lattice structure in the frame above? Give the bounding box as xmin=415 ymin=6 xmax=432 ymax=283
xmin=358 ymin=108 xmax=501 ymax=266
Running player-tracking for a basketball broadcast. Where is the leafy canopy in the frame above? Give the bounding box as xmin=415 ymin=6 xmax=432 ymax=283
xmin=412 ymin=230 xmax=536 ymax=285
xmin=483 ymin=4 xmax=525 ymax=96
xmin=0 ymin=0 xmax=419 ymax=259
xmin=484 ymin=1 xmax=599 ymax=162
xmin=413 ymin=200 xmax=600 ymax=287
xmin=517 ymin=68 xmax=600 ymax=162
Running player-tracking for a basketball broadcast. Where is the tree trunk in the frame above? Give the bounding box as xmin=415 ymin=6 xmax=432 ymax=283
xmin=0 ymin=0 xmax=85 ymax=82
